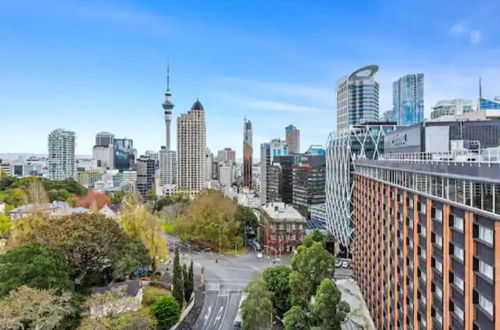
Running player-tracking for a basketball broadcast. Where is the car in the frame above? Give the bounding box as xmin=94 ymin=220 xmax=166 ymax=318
xmin=335 ymin=261 xmax=342 ymax=268
xmin=342 ymin=261 xmax=350 ymax=268
xmin=256 ymin=252 xmax=263 ymax=259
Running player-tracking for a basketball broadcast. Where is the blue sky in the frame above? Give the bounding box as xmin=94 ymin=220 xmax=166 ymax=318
xmin=1 ymin=0 xmax=500 ymax=158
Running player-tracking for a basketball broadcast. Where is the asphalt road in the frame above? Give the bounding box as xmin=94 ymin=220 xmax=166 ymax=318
xmin=191 ymin=251 xmax=290 ymax=330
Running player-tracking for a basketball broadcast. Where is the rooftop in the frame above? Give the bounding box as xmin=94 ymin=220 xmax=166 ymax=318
xmin=261 ymin=202 xmax=306 ymax=223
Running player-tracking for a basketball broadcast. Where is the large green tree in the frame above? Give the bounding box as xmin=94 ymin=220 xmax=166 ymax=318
xmin=0 ymin=188 xmax=27 ymax=209
xmin=0 ymin=243 xmax=72 ymax=296
xmin=235 ymin=205 xmax=258 ymax=234
xmin=0 ymin=213 xmax=12 ymax=236
xmin=0 ymin=286 xmax=75 ymax=330
xmin=283 ymin=305 xmax=310 ymax=330
xmin=111 ymin=237 xmax=151 ymax=280
xmin=309 ymin=278 xmax=350 ymax=329
xmin=175 ymin=189 xmax=243 ymax=250
xmin=152 ymin=295 xmax=181 ymax=329
xmin=263 ymin=265 xmax=291 ymax=316
xmin=241 ymin=274 xmax=274 ymax=330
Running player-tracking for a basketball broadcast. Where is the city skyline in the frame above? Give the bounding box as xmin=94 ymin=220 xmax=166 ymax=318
xmin=1 ymin=1 xmax=500 ymax=155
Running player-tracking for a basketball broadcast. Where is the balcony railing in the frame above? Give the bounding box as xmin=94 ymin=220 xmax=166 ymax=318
xmin=380 ymin=148 xmax=500 ymax=166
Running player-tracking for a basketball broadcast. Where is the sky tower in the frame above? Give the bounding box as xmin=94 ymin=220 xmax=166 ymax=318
xmin=162 ymin=64 xmax=174 ymax=151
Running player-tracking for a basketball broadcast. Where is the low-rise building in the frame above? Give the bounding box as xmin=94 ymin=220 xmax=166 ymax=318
xmin=89 ymin=280 xmax=143 ymax=317
xmin=260 ymin=202 xmax=306 ymax=255
xmin=8 ymin=201 xmax=88 ymax=221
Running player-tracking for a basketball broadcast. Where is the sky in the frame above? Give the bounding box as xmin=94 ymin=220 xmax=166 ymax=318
xmin=1 ymin=0 xmax=500 ymax=159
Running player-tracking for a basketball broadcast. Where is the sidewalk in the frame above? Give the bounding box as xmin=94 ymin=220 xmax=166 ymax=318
xmin=176 ymin=275 xmax=205 ymax=329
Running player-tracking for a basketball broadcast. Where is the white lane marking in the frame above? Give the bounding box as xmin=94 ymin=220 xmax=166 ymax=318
xmin=206 ymin=293 xmax=221 ymax=328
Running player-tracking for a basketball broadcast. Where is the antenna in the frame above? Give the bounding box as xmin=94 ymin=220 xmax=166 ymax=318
xmin=479 ymin=76 xmax=482 ymax=99
xmin=167 ymin=61 xmax=170 ymax=92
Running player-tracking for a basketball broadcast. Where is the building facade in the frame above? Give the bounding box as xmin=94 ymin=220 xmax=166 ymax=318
xmin=243 ymin=119 xmax=253 ymax=188
xmin=292 ymin=154 xmax=326 ymax=216
xmin=261 ymin=202 xmax=306 ymax=255
xmin=431 ymin=99 xmax=474 ymax=120
xmin=392 ymin=73 xmax=424 ymax=125
xmin=325 ymin=123 xmax=398 ymax=252
xmin=48 ymin=129 xmax=76 ymax=180
xmin=268 ymin=155 xmax=295 ymax=204
xmin=337 ymin=65 xmax=380 ymax=134
xmin=114 ymin=139 xmax=136 ymax=172
xmin=159 ymin=147 xmax=176 ymax=186
xmin=352 ymin=151 xmax=500 ymax=330
xmin=136 ymin=156 xmax=156 ymax=199
xmin=260 ymin=139 xmax=288 ymax=205
xmin=93 ymin=131 xmax=115 ymax=170
xmin=285 ymin=124 xmax=300 ymax=154
xmin=177 ymin=100 xmax=206 ymax=194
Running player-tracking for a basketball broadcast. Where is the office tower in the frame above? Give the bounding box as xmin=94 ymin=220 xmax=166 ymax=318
xmin=48 ymin=129 xmax=76 ymax=180
xmin=351 ymin=146 xmax=500 ymax=330
xmin=217 ymin=148 xmax=236 ymax=163
xmin=260 ymin=139 xmax=288 ymax=204
xmin=113 ymin=139 xmax=136 ymax=171
xmin=92 ymin=132 xmax=114 ymax=169
xmin=325 ymin=123 xmax=398 ymax=254
xmin=177 ymin=99 xmax=206 ymax=194
xmin=243 ymin=119 xmax=253 ymax=188
xmin=285 ymin=124 xmax=300 ymax=154
xmin=336 ymin=65 xmax=380 ymax=134
xmin=292 ymin=155 xmax=326 ymax=216
xmin=218 ymin=163 xmax=233 ymax=187
xmin=430 ymin=99 xmax=474 ymax=119
xmin=392 ymin=73 xmax=424 ymax=125
xmin=304 ymin=145 xmax=325 ymax=156
xmin=121 ymin=170 xmax=137 ymax=192
xmin=136 ymin=155 xmax=156 ymax=199
xmin=159 ymin=146 xmax=176 ymax=185
xmin=268 ymin=155 xmax=295 ymax=204
xmin=205 ymin=148 xmax=213 ymax=182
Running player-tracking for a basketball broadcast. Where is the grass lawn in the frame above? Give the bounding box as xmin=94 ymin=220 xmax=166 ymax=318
xmin=143 ymin=285 xmax=171 ymax=306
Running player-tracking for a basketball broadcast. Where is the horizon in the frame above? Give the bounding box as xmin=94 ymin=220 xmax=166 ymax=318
xmin=1 ymin=0 xmax=500 ymax=156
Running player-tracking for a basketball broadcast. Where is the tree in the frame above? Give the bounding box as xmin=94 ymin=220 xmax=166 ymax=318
xmin=25 ymin=180 xmax=49 ymax=205
xmin=235 ymin=205 xmax=259 ymax=234
xmin=175 ymin=189 xmax=243 ymax=250
xmin=119 ymin=194 xmax=168 ymax=272
xmin=152 ymin=295 xmax=181 ymax=329
xmin=309 ymin=278 xmax=350 ymax=329
xmin=74 ymin=189 xmax=111 ymax=210
xmin=0 ymin=188 xmax=27 ymax=209
xmin=289 ymin=270 xmax=312 ymax=307
xmin=0 ymin=243 xmax=72 ymax=296
xmin=8 ymin=213 xmax=143 ymax=287
xmin=183 ymin=262 xmax=193 ymax=303
xmin=111 ymin=237 xmax=151 ymax=280
xmin=291 ymin=241 xmax=336 ymax=295
xmin=47 ymin=188 xmax=72 ymax=203
xmin=0 ymin=213 xmax=12 ymax=236
xmin=0 ymin=286 xmax=75 ymax=330
xmin=172 ymin=247 xmax=184 ymax=306
xmin=283 ymin=305 xmax=310 ymax=330
xmin=241 ymin=274 xmax=274 ymax=330
xmin=303 ymin=229 xmax=325 ymax=248
xmin=263 ymin=266 xmax=291 ymax=316
xmin=111 ymin=190 xmax=127 ymax=205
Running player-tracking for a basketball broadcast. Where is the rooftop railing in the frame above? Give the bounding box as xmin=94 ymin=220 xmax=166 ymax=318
xmin=379 ymin=148 xmax=500 ymax=167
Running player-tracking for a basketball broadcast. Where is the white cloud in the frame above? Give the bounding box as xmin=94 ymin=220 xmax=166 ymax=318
xmin=450 ymin=22 xmax=482 ymax=44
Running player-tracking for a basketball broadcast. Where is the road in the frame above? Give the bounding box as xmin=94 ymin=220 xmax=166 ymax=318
xmin=191 ymin=251 xmax=290 ymax=330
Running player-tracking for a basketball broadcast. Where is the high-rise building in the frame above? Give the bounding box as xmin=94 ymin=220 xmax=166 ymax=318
xmin=177 ymin=99 xmax=206 ymax=194
xmin=114 ymin=139 xmax=136 ymax=171
xmin=243 ymin=119 xmax=253 ymax=188
xmin=336 ymin=65 xmax=380 ymax=134
xmin=352 ymin=148 xmax=500 ymax=330
xmin=218 ymin=163 xmax=233 ymax=187
xmin=136 ymin=155 xmax=156 ymax=199
xmin=382 ymin=110 xmax=393 ymax=122
xmin=95 ymin=131 xmax=114 ymax=147
xmin=430 ymin=99 xmax=474 ymax=119
xmin=217 ymin=148 xmax=236 ymax=163
xmin=48 ymin=129 xmax=76 ymax=180
xmin=325 ymin=123 xmax=398 ymax=253
xmin=159 ymin=146 xmax=176 ymax=185
xmin=268 ymin=155 xmax=295 ymax=204
xmin=292 ymin=154 xmax=326 ymax=216
xmin=205 ymin=148 xmax=213 ymax=182
xmin=285 ymin=124 xmax=300 ymax=154
xmin=392 ymin=73 xmax=424 ymax=125
xmin=260 ymin=139 xmax=288 ymax=204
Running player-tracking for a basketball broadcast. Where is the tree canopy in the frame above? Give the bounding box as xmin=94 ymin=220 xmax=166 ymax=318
xmin=309 ymin=278 xmax=350 ymax=329
xmin=0 ymin=243 xmax=72 ymax=297
xmin=174 ymin=189 xmax=243 ymax=250
xmin=263 ymin=265 xmax=291 ymax=316
xmin=152 ymin=295 xmax=181 ymax=329
xmin=241 ymin=274 xmax=274 ymax=330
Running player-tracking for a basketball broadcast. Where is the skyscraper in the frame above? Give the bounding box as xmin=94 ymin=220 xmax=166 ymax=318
xmin=177 ymin=99 xmax=206 ymax=194
xmin=336 ymin=65 xmax=380 ymax=134
xmin=260 ymin=138 xmax=288 ymax=204
xmin=92 ymin=131 xmax=114 ymax=169
xmin=243 ymin=118 xmax=253 ymax=188
xmin=114 ymin=138 xmax=136 ymax=171
xmin=285 ymin=124 xmax=300 ymax=154
xmin=392 ymin=73 xmax=424 ymax=125
xmin=48 ymin=129 xmax=76 ymax=180
xmin=136 ymin=155 xmax=156 ymax=199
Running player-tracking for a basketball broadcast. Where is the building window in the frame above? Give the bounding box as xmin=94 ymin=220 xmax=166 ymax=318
xmin=421 ymin=271 xmax=426 ymax=282
xmin=451 ymin=215 xmax=464 ymax=231
xmin=453 ymin=245 xmax=464 ymax=262
xmin=421 ymin=248 xmax=427 ymax=260
xmin=435 ymin=234 xmax=443 ymax=248
xmin=436 ymin=312 xmax=442 ymax=325
xmin=478 ymin=226 xmax=494 ymax=245
xmin=434 ymin=208 xmax=442 ymax=221
xmin=479 ymin=260 xmax=494 ymax=281
xmin=479 ymin=294 xmax=494 ymax=316
xmin=435 ymin=285 xmax=442 ymax=299
xmin=435 ymin=260 xmax=443 ymax=273
xmin=453 ymin=274 xmax=464 ymax=291
xmin=454 ymin=304 xmax=464 ymax=321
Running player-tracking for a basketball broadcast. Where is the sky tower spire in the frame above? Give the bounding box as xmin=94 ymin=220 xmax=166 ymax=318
xmin=162 ymin=63 xmax=174 ymax=151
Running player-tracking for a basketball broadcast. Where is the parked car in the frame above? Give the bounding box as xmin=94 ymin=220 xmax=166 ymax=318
xmin=256 ymin=252 xmax=263 ymax=259
xmin=342 ymin=261 xmax=350 ymax=268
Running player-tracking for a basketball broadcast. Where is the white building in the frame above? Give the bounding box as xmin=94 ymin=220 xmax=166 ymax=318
xmin=121 ymin=170 xmax=137 ymax=192
xmin=430 ymin=99 xmax=474 ymax=119
xmin=92 ymin=132 xmax=114 ymax=169
xmin=159 ymin=147 xmax=176 ymax=186
xmin=219 ymin=162 xmax=233 ymax=187
xmin=177 ymin=100 xmax=206 ymax=195
xmin=48 ymin=129 xmax=76 ymax=180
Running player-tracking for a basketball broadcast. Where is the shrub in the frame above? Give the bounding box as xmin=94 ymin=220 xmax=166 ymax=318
xmin=152 ymin=295 xmax=181 ymax=329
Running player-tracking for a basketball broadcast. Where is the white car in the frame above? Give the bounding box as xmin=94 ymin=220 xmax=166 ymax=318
xmin=256 ymin=252 xmax=263 ymax=259
xmin=342 ymin=261 xmax=350 ymax=268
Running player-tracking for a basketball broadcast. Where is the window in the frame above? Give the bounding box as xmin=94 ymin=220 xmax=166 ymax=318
xmin=421 ymin=248 xmax=427 ymax=260
xmin=435 ymin=260 xmax=443 ymax=273
xmin=454 ymin=305 xmax=464 ymax=320
xmin=479 ymin=260 xmax=494 ymax=280
xmin=479 ymin=294 xmax=493 ymax=316
xmin=436 ymin=312 xmax=442 ymax=324
xmin=435 ymin=234 xmax=443 ymax=248
xmin=478 ymin=226 xmax=494 ymax=245
xmin=409 ymin=199 xmax=414 ymax=209
xmin=435 ymin=285 xmax=442 ymax=299
xmin=421 ymin=294 xmax=426 ymax=304
xmin=453 ymin=245 xmax=464 ymax=262
xmin=421 ymin=271 xmax=426 ymax=282
xmin=434 ymin=208 xmax=442 ymax=221
xmin=452 ymin=215 xmax=464 ymax=231
xmin=454 ymin=274 xmax=464 ymax=290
